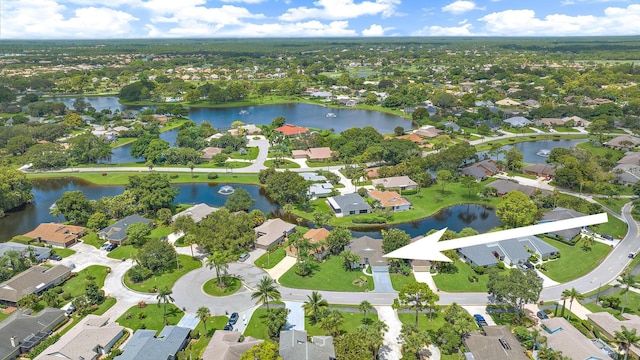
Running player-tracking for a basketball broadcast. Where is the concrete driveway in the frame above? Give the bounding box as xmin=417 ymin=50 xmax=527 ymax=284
xmin=376 ymin=306 xmax=402 ymax=360
xmin=372 ymin=266 xmax=394 ymax=293
xmin=284 ymin=301 xmax=305 ymax=330
xmin=462 ymin=305 xmax=496 ymax=326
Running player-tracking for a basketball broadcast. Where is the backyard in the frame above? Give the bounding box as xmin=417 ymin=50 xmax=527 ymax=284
xmin=278 ymin=256 xmax=374 ymax=292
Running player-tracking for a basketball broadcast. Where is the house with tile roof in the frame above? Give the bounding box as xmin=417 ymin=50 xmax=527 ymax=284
xmin=368 ymin=190 xmax=411 ymax=212
xmin=605 ymin=135 xmax=640 ymax=150
xmin=287 ymin=228 xmax=331 ymax=260
xmin=202 ymin=330 xmax=263 ymax=360
xmin=23 ymin=223 xmax=86 ymax=248
xmin=371 ymin=176 xmax=418 ymax=191
xmin=254 ymin=219 xmax=296 ymax=249
xmin=274 ymin=124 xmax=309 ymax=136
xmin=171 ymin=203 xmax=217 ymax=223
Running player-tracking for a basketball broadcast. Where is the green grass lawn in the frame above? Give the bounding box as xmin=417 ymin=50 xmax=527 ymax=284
xmin=264 ymin=159 xmax=300 ymax=169
xmin=551 ymin=126 xmax=581 ymax=133
xmin=186 ymin=316 xmax=229 ymax=358
xmin=244 ymin=303 xmax=285 ymax=340
xmin=124 ymin=255 xmax=202 ymax=293
xmin=229 ymin=147 xmax=259 ymax=160
xmin=26 ymin=172 xmax=261 ymax=186
xmin=117 ymin=303 xmax=184 ymax=332
xmin=106 ymin=245 xmax=138 ymax=260
xmin=279 ymin=256 xmax=374 ymax=292
xmin=390 ymin=273 xmax=417 ymax=291
xmin=62 ymin=265 xmax=110 ymax=298
xmin=433 ymin=261 xmax=505 ymax=292
xmin=305 ymin=310 xmax=379 ymax=336
xmin=398 ymin=312 xmax=448 ymax=332
xmin=50 ymin=248 xmax=75 ymax=258
xmin=202 ymin=277 xmax=242 ymax=296
xmin=254 ymin=248 xmax=287 ymax=269
xmin=150 ymin=226 xmax=173 ymax=239
xmin=591 ymin=214 xmax=628 ymax=239
xmin=594 ymin=197 xmax=633 ymax=214
xmin=577 ymin=141 xmax=625 ymax=162
xmin=81 ymin=232 xmax=103 ymax=248
xmin=539 ymin=238 xmax=611 ymax=283
xmin=582 ymin=288 xmax=640 ymax=317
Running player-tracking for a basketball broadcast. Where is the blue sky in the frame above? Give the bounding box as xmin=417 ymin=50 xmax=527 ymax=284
xmin=1 ymin=0 xmax=640 ymax=39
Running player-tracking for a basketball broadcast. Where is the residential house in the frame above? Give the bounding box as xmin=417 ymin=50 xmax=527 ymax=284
xmin=171 ymin=203 xmax=217 ymax=223
xmin=115 ymin=326 xmax=190 ymax=360
xmin=495 ymin=98 xmax=521 ymax=106
xmin=605 ymin=135 xmax=640 ymax=150
xmin=0 ymin=242 xmax=50 ymax=263
xmin=614 ymin=163 xmax=640 ymax=185
xmin=0 ymin=265 xmax=71 ymax=306
xmin=23 ymin=223 xmax=86 ymax=248
xmin=201 ymin=330 xmax=263 ymax=360
xmin=442 ymin=121 xmax=461 ymax=132
xmin=523 ymin=163 xmax=556 ymax=179
xmin=503 ymin=116 xmax=532 ymax=127
xmin=300 ymin=172 xmax=327 ymax=182
xmin=540 ymin=207 xmax=589 ymax=241
xmin=535 ymin=118 xmax=565 ymax=127
xmin=308 ymin=183 xmax=334 ymax=198
xmin=372 ymin=176 xmax=418 ymax=191
xmin=327 ymin=193 xmax=372 ymax=217
xmin=344 ymin=236 xmax=387 ymax=269
xmin=458 ymin=235 xmax=558 ymax=267
xmin=397 ymin=133 xmax=427 ymax=144
xmin=35 ymin=315 xmax=125 ymax=360
xmin=368 ymin=190 xmax=411 ymax=212
xmin=279 ymin=330 xmax=336 ymax=360
xmin=98 ymin=214 xmax=151 ymax=244
xmin=286 ymin=228 xmax=331 ymax=260
xmin=522 ymin=99 xmax=540 ymax=108
xmin=460 ymin=159 xmax=501 ymax=181
xmin=292 ymin=148 xmax=332 ymax=161
xmin=540 ymin=317 xmax=608 ymax=360
xmin=254 ymin=219 xmax=296 ymax=249
xmin=274 ymin=124 xmax=309 ymax=137
xmin=0 ymin=308 xmax=66 ymax=360
xmin=463 ymin=326 xmax=528 ymax=360
xmin=228 ymin=124 xmax=261 ymax=136
xmin=413 ymin=125 xmax=442 ymax=138
xmin=486 ymin=179 xmax=544 ymax=197
xmin=562 ymin=115 xmax=590 ymax=127
xmin=200 ymin=147 xmax=224 ymax=160
xmin=587 ymin=312 xmax=640 ymax=358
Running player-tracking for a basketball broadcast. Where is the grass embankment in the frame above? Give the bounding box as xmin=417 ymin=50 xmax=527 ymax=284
xmin=117 ymin=303 xmax=184 ymax=332
xmin=254 ymin=248 xmax=287 ymax=269
xmin=27 ymin=172 xmax=261 ymax=185
xmin=124 ymin=255 xmax=202 ymax=293
xmin=279 ymin=256 xmax=374 ymax=292
xmin=202 ymin=277 xmax=242 ymax=296
xmin=540 ymin=238 xmax=611 ymax=283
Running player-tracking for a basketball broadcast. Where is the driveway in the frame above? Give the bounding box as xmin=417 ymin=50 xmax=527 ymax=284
xmin=372 ymin=266 xmax=394 ymax=293
xmin=284 ymin=301 xmax=305 ymax=331
xmin=462 ymin=305 xmax=496 ymax=326
xmin=265 ymin=255 xmax=296 ymax=282
xmin=241 ymin=137 xmax=269 ymax=172
xmin=376 ymin=306 xmax=402 ymax=360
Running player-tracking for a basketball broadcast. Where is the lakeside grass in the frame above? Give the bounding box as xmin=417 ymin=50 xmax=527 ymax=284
xmin=474 ymin=134 xmax=589 ymax=151
xmin=27 ymin=172 xmax=260 ymax=185
xmin=279 ymin=256 xmax=374 ymax=292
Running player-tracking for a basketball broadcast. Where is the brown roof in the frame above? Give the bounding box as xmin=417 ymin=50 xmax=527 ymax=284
xmin=617 ymin=152 xmax=640 ymax=165
xmin=605 ymin=135 xmax=640 ymax=148
xmin=23 ymin=223 xmax=85 ymax=245
xmin=307 ymin=147 xmax=332 ymax=160
xmin=523 ymin=163 xmax=556 ymax=176
xmin=413 ymin=127 xmax=442 ymax=138
xmin=397 ymin=133 xmax=426 ymax=144
xmin=201 ymin=147 xmax=223 ymax=160
xmin=366 ymin=167 xmax=380 ymax=179
xmin=368 ymin=190 xmax=411 ymax=208
xmin=0 ymin=265 xmax=71 ymax=303
xmin=202 ymin=330 xmax=262 ymax=360
xmin=274 ymin=124 xmax=309 ymax=136
xmin=254 ymin=219 xmax=296 ymax=248
xmin=303 ymin=228 xmax=331 ymax=243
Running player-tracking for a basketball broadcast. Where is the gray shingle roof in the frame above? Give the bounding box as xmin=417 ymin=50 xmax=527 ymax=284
xmin=0 ymin=308 xmax=66 ymax=360
xmin=463 ymin=326 xmax=528 ymax=360
xmin=458 ymin=244 xmax=500 ymax=267
xmin=98 ymin=214 xmax=151 ymax=242
xmin=0 ymin=265 xmax=71 ymax=303
xmin=0 ymin=242 xmax=50 ymax=262
xmin=461 ymin=166 xmax=488 ymax=180
xmin=171 ymin=203 xmax=217 ymax=223
xmin=328 ymin=193 xmax=371 ymax=214
xmin=115 ymin=326 xmax=190 ymax=360
xmin=540 ymin=207 xmax=587 ymax=240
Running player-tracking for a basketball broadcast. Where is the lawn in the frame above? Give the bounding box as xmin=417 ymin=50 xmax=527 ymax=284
xmin=264 ymin=159 xmax=300 ymax=169
xmin=583 ymin=289 xmax=640 ymax=317
xmin=539 ymin=238 xmax=611 ymax=283
xmin=26 ymin=172 xmax=261 ymax=186
xmin=433 ymin=261 xmax=505 ymax=292
xmin=185 ymin=316 xmax=229 ymax=358
xmin=577 ymin=141 xmax=625 ymax=162
xmin=62 ymin=265 xmax=110 ymax=298
xmin=106 ymin=245 xmax=138 ymax=260
xmin=279 ymin=256 xmax=374 ymax=292
xmin=81 ymin=232 xmax=103 ymax=249
xmin=390 ymin=273 xmax=417 ymax=291
xmin=254 ymin=248 xmax=286 ymax=269
xmin=150 ymin=226 xmax=173 ymax=239
xmin=244 ymin=303 xmax=286 ymax=340
xmin=398 ymin=312 xmax=448 ymax=332
xmin=50 ymin=247 xmax=75 ymax=258
xmin=202 ymin=276 xmax=242 ymax=296
xmin=305 ymin=309 xmax=379 ymax=336
xmin=594 ymin=197 xmax=633 ymax=215
xmin=124 ymin=255 xmax=202 ymax=293
xmin=229 ymin=147 xmax=259 ymax=160
xmin=117 ymin=303 xmax=184 ymax=332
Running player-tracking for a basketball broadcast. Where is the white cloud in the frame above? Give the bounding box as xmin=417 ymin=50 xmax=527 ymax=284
xmin=279 ymin=0 xmax=400 ymax=21
xmin=152 ymin=5 xmax=264 ymax=26
xmin=413 ymin=23 xmax=473 ymax=36
xmin=1 ymin=0 xmax=138 ymax=38
xmin=362 ymin=23 xmax=393 ymax=36
xmin=479 ymin=4 xmax=640 ymax=36
xmin=64 ymin=0 xmax=140 ymax=6
xmin=442 ymin=1 xmax=484 ymax=15
xmin=221 ymin=0 xmax=267 ymax=3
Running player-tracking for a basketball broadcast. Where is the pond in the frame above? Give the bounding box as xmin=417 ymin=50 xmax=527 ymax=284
xmin=479 ymin=138 xmax=587 ymax=164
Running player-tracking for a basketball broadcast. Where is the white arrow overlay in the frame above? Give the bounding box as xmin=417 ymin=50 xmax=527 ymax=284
xmin=383 ymin=212 xmax=609 ymax=262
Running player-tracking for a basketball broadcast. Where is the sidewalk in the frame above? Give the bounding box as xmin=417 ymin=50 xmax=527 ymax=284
xmin=264 ymin=255 xmax=297 ymax=282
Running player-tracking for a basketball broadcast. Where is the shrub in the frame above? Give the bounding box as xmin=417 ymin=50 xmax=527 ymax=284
xmin=473 ymin=266 xmax=485 ymax=275
xmin=170 ymin=174 xmax=179 ymax=179
xmin=102 ymin=173 xmax=108 ymax=176
xmin=137 ymin=301 xmax=147 ymax=308
xmin=496 ymin=261 xmax=505 ymax=270
xmin=28 ymin=333 xmax=61 ymax=359
xmin=128 ymin=265 xmax=152 ymax=283
xmin=468 ymin=275 xmax=479 ymax=282
xmin=190 ymin=329 xmax=200 ymax=339
xmin=351 ymin=217 xmax=386 ymax=224
xmin=138 ymin=312 xmax=146 ymax=320
xmin=207 ymin=173 xmax=218 ymax=180
xmin=62 ymin=292 xmax=71 ymax=300
xmin=357 ymin=187 xmax=367 ymax=197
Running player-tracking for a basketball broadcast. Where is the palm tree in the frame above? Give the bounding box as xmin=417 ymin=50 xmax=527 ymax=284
xmin=251 ymin=276 xmax=281 ymax=311
xmin=187 ymin=161 xmax=195 ymax=178
xmin=530 ymin=327 xmax=546 ymax=352
xmin=184 ymin=233 xmax=196 ymax=258
xmin=319 ymin=309 xmax=344 ymax=337
xmin=359 ymin=320 xmax=388 ymax=359
xmin=537 ymin=346 xmax=566 ymax=360
xmin=197 ymin=306 xmax=211 ymax=336
xmin=614 ymin=326 xmax=640 ymax=360
xmin=617 ymin=273 xmax=640 ymax=315
xmin=303 ymin=291 xmax=328 ymax=324
xmin=206 ymin=252 xmax=230 ymax=288
xmin=156 ymin=287 xmax=175 ymax=325
xmin=42 ymin=289 xmax=59 ymax=308
xmin=359 ymin=300 xmax=373 ymax=323
xmin=560 ymin=289 xmax=570 ymax=318
xmin=562 ymin=287 xmax=584 ymax=321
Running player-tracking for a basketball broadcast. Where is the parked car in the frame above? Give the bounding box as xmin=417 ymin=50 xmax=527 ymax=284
xmin=65 ymin=305 xmax=76 ymax=316
xmin=105 ymin=243 xmax=118 ymax=252
xmin=224 ymin=324 xmax=233 ymax=331
xmin=229 ymin=312 xmax=239 ymax=325
xmin=50 ymin=254 xmax=62 ymax=261
xmin=473 ymin=314 xmax=488 ymax=327
xmin=238 ymin=253 xmax=250 ymax=262
xmin=630 ymin=251 xmax=638 ymax=259
xmin=537 ymin=311 xmax=549 ymax=320
xmin=602 ymin=234 xmax=614 ymax=241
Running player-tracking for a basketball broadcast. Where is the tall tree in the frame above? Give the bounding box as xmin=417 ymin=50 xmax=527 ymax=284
xmin=495 ymin=191 xmax=538 ymax=228
xmin=0 ymin=168 xmax=33 ymax=214
xmin=435 ymin=169 xmax=453 ymax=193
xmin=617 ymin=272 xmax=640 ymax=315
xmin=125 ymin=173 xmax=179 ymax=213
xmin=240 ymin=341 xmax=282 ymax=360
xmin=327 ymin=226 xmax=352 ymax=254
xmin=614 ymin=326 xmax=640 ymax=360
xmin=304 ymin=291 xmax=329 ymax=324
xmin=224 ymin=188 xmax=256 ymax=212
xmin=197 ymin=306 xmax=211 ymax=336
xmin=55 ymin=190 xmax=93 ymax=224
xmin=381 ymin=228 xmax=411 ymax=254
xmin=488 ymin=268 xmax=543 ymax=316
xmin=359 ymin=300 xmax=373 ymax=323
xmin=156 ymin=287 xmax=175 ymax=325
xmin=251 ymin=276 xmax=281 ymax=310
xmin=562 ymin=287 xmax=584 ymax=321
xmin=320 ymin=309 xmax=344 ymax=337
xmin=206 ymin=251 xmax=231 ymax=288
xmin=393 ymin=282 xmax=439 ymax=326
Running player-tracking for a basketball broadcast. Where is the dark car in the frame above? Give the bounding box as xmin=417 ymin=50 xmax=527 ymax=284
xmin=50 ymin=254 xmax=62 ymax=261
xmin=229 ymin=312 xmax=239 ymax=325
xmin=602 ymin=234 xmax=614 ymax=241
xmin=105 ymin=243 xmax=118 ymax=252
xmin=224 ymin=324 xmax=233 ymax=331
xmin=238 ymin=253 xmax=250 ymax=262
xmin=473 ymin=314 xmax=488 ymax=327
xmin=537 ymin=311 xmax=549 ymax=320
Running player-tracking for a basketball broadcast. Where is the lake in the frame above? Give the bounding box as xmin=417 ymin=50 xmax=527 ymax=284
xmin=0 ymin=179 xmax=500 ymax=242
xmin=478 ymin=138 xmax=587 ymax=163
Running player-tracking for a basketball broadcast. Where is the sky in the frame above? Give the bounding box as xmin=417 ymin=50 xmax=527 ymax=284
xmin=1 ymin=0 xmax=640 ymax=39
